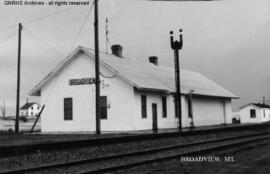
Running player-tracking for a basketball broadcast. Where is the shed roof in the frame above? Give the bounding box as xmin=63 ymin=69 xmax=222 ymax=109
xmin=29 ymin=46 xmax=237 ymax=99
xmin=240 ymin=103 xmax=270 ymax=110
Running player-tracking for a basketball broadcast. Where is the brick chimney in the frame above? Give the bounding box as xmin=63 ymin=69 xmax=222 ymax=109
xmin=111 ymin=44 xmax=123 ymax=58
xmin=149 ymin=56 xmax=158 ymax=66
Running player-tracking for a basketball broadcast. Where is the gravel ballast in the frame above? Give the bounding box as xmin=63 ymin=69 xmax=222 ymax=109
xmin=0 ymin=129 xmax=267 ymax=173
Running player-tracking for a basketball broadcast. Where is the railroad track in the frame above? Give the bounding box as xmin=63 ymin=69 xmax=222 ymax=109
xmin=1 ymin=132 xmax=270 ymax=174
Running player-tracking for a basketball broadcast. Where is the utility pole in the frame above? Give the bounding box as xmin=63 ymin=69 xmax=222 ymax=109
xmin=263 ymin=96 xmax=265 ymax=104
xmin=94 ymin=0 xmax=101 ymax=134
xmin=170 ymin=29 xmax=183 ymax=131
xmin=15 ymin=23 xmax=22 ymax=133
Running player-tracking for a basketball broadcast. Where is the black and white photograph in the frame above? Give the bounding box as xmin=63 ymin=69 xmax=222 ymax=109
xmin=0 ymin=0 xmax=270 ymax=173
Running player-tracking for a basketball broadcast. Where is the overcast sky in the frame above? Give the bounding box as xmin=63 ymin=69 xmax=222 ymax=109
xmin=0 ymin=0 xmax=270 ymax=115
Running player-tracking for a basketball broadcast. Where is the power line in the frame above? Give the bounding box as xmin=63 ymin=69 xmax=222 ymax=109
xmin=0 ymin=6 xmax=78 ymax=32
xmin=0 ymin=31 xmax=17 ymax=44
xmin=0 ymin=25 xmax=17 ymax=32
xmin=69 ymin=1 xmax=94 ymax=52
xmin=23 ymin=26 xmax=65 ymax=58
xmin=23 ymin=39 xmax=90 ymax=79
xmin=0 ymin=27 xmax=16 ymax=39
xmin=23 ymin=26 xmax=94 ymax=77
xmin=24 ymin=24 xmax=116 ymax=79
xmin=25 ymin=7 xmax=77 ymax=25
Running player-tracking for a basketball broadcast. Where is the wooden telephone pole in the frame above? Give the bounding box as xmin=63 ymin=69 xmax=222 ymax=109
xmin=94 ymin=0 xmax=101 ymax=134
xmin=15 ymin=23 xmax=22 ymax=133
xmin=170 ymin=29 xmax=183 ymax=131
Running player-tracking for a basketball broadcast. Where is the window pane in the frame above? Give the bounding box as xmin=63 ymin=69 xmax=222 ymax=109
xmin=64 ymin=98 xmax=73 ymax=120
xmin=141 ymin=95 xmax=147 ymax=118
xmin=250 ymin=109 xmax=256 ymax=118
xmin=174 ymin=96 xmax=178 ymax=118
xmin=188 ymin=97 xmax=192 ymax=118
xmin=162 ymin=96 xmax=167 ymax=118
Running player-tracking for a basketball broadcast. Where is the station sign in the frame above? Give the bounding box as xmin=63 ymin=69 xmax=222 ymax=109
xmin=69 ymin=78 xmax=95 ymax=86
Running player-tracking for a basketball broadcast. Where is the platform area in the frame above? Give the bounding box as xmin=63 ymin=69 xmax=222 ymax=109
xmin=0 ymin=122 xmax=269 ymax=148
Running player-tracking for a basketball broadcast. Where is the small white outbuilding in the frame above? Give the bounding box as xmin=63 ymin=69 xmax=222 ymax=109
xmin=29 ymin=45 xmax=237 ymax=132
xmin=20 ymin=102 xmax=41 ymax=117
xmin=239 ymin=103 xmax=270 ymax=123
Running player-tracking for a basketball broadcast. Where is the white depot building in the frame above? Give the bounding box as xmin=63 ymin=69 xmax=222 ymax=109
xmin=29 ymin=45 xmax=237 ymax=132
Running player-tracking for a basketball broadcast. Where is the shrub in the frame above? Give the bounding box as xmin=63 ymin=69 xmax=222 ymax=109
xmin=7 ymin=128 xmax=14 ymax=133
xmin=0 ymin=128 xmax=15 ymax=135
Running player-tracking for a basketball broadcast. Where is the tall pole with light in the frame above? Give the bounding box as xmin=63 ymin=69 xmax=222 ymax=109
xmin=170 ymin=29 xmax=183 ymax=131
xmin=163 ymin=0 xmax=218 ymax=132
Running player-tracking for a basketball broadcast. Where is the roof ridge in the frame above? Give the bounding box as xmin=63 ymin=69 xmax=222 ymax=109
xmin=29 ymin=45 xmax=237 ymax=99
xmin=80 ymin=45 xmax=195 ymax=73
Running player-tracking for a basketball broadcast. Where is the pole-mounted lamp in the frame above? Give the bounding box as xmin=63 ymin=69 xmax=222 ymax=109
xmin=170 ymin=29 xmax=183 ymax=131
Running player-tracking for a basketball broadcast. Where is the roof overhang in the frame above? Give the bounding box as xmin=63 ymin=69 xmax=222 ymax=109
xmin=29 ymin=45 xmax=239 ymax=100
xmin=28 ymin=46 xmax=85 ymax=96
xmin=28 ymin=46 xmax=138 ymax=96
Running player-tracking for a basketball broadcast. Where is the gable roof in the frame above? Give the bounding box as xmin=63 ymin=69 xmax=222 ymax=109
xmin=240 ymin=103 xmax=270 ymax=110
xmin=29 ymin=46 xmax=237 ymax=99
xmin=253 ymin=103 xmax=270 ymax=108
xmin=20 ymin=103 xmax=38 ymax=110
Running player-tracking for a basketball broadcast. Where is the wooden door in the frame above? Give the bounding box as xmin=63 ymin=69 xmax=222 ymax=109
xmin=152 ymin=103 xmax=158 ymax=132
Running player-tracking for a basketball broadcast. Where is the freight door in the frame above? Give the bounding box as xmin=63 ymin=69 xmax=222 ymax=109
xmin=152 ymin=103 xmax=158 ymax=132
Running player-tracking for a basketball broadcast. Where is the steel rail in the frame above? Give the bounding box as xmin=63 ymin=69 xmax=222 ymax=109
xmin=81 ymin=134 xmax=270 ymax=174
xmin=1 ymin=132 xmax=269 ymax=174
